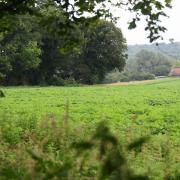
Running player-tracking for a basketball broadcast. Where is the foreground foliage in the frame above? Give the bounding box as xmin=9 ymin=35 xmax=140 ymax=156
xmin=0 ymin=117 xmax=150 ymax=179
xmin=0 ymin=114 xmax=179 ymax=179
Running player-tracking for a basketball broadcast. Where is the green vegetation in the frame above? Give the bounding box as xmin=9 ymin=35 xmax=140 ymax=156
xmin=128 ymin=42 xmax=180 ymax=60
xmin=0 ymin=1 xmax=178 ymax=179
xmin=0 ymin=1 xmax=174 ymax=86
xmin=104 ymin=69 xmax=155 ymax=83
xmin=104 ymin=49 xmax=172 ymax=83
xmin=0 ymin=16 xmax=127 ymax=85
xmin=0 ymin=78 xmax=180 ymax=179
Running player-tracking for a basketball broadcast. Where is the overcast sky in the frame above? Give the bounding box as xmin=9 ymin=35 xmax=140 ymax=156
xmin=115 ymin=0 xmax=180 ymax=45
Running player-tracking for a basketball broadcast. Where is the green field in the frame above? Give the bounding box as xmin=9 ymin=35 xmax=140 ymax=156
xmin=1 ymin=78 xmax=180 ymax=137
xmin=0 ymin=78 xmax=180 ymax=179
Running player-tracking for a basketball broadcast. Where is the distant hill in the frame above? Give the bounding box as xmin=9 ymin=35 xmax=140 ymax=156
xmin=128 ymin=42 xmax=180 ymax=59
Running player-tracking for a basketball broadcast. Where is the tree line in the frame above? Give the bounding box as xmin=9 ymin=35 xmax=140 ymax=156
xmin=128 ymin=43 xmax=180 ymax=60
xmin=0 ymin=0 xmax=172 ymax=86
xmin=0 ymin=13 xmax=127 ymax=85
xmin=104 ymin=49 xmax=173 ymax=83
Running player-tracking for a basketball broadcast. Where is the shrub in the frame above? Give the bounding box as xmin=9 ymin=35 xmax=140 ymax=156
xmin=119 ymin=75 xmax=131 ymax=82
xmin=128 ymin=72 xmax=155 ymax=81
xmin=47 ymin=75 xmax=65 ymax=86
xmin=104 ymin=70 xmax=155 ymax=83
xmin=64 ymin=77 xmax=80 ymax=87
xmin=103 ymin=69 xmax=122 ymax=83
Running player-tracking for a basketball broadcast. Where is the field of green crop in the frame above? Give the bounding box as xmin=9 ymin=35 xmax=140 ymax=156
xmin=0 ymin=77 xmax=180 ymax=179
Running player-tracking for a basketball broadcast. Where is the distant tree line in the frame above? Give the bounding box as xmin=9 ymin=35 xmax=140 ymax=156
xmin=128 ymin=43 xmax=180 ymax=60
xmin=129 ymin=49 xmax=172 ymax=76
xmin=104 ymin=49 xmax=172 ymax=83
xmin=0 ymin=13 xmax=127 ymax=86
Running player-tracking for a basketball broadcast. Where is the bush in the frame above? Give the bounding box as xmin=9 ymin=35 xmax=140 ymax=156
xmin=128 ymin=72 xmax=155 ymax=81
xmin=47 ymin=75 xmax=65 ymax=86
xmin=104 ymin=70 xmax=155 ymax=84
xmin=120 ymin=75 xmax=131 ymax=82
xmin=103 ymin=69 xmax=122 ymax=83
xmin=46 ymin=76 xmax=80 ymax=87
xmin=64 ymin=77 xmax=80 ymax=87
xmin=119 ymin=72 xmax=155 ymax=82
xmin=103 ymin=69 xmax=136 ymax=83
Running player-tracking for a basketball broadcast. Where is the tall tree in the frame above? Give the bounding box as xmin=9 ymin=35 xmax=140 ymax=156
xmin=73 ymin=21 xmax=127 ymax=84
xmin=36 ymin=20 xmax=127 ymax=85
xmin=0 ymin=15 xmax=41 ymax=85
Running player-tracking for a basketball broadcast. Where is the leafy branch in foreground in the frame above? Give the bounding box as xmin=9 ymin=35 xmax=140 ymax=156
xmin=0 ymin=0 xmax=172 ymax=43
xmin=73 ymin=121 xmax=149 ymax=180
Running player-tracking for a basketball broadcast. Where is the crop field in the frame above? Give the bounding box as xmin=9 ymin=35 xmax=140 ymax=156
xmin=0 ymin=77 xmax=180 ymax=179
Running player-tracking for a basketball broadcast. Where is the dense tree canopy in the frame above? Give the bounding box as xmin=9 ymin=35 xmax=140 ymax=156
xmin=0 ymin=14 xmax=127 ymax=85
xmin=0 ymin=15 xmax=41 ymax=85
xmin=79 ymin=21 xmax=127 ymax=83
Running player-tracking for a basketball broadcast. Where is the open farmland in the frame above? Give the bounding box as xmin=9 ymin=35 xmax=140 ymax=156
xmin=0 ymin=77 xmax=180 ymax=179
xmin=1 ymin=78 xmax=180 ymax=137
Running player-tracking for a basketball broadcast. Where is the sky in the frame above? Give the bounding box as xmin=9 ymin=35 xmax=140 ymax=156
xmin=114 ymin=0 xmax=180 ymax=45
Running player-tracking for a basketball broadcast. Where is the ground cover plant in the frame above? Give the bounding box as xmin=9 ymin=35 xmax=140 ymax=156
xmin=0 ymin=77 xmax=180 ymax=179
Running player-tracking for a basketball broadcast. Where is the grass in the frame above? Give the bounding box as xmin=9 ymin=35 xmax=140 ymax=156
xmin=0 ymin=77 xmax=180 ymax=179
xmin=1 ymin=77 xmax=180 ymax=136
